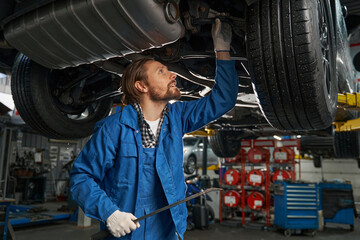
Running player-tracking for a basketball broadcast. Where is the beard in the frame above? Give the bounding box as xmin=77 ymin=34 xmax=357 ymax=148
xmin=148 ymin=85 xmax=181 ymax=102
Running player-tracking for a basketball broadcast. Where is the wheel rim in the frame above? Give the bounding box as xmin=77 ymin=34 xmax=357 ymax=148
xmin=66 ymin=103 xmax=101 ymax=120
xmin=318 ymin=0 xmax=333 ymax=99
xmin=186 ymin=157 xmax=196 ymax=174
xmin=49 ymin=68 xmax=112 ymax=123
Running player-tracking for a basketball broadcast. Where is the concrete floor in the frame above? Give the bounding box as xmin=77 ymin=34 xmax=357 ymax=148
xmin=6 ymin=201 xmax=360 ymax=240
xmin=11 ymin=218 xmax=360 ymax=240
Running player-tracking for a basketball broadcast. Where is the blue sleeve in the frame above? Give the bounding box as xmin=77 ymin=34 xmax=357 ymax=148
xmin=178 ymin=59 xmax=238 ymax=134
xmin=69 ymin=122 xmax=119 ymax=222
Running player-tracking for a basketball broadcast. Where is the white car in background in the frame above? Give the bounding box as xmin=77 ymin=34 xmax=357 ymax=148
xmin=183 ymin=137 xmax=219 ymax=175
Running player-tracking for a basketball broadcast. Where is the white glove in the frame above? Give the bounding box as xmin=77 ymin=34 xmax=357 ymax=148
xmin=106 ymin=210 xmax=140 ymax=238
xmin=211 ymin=18 xmax=232 ymax=51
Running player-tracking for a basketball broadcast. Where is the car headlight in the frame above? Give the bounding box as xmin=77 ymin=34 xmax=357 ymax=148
xmin=183 ymin=149 xmax=187 ymax=154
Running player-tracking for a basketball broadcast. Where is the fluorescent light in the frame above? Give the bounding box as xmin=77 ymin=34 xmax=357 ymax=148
xmin=273 ymin=135 xmax=282 ymax=141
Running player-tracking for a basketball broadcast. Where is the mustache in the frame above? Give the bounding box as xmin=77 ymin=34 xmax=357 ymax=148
xmin=168 ymin=80 xmax=177 ymax=87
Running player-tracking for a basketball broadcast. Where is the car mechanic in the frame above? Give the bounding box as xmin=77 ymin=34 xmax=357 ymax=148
xmin=69 ymin=19 xmax=238 ymax=240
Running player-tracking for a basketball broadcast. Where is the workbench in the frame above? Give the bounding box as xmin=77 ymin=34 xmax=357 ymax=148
xmin=0 ymin=198 xmax=15 ymax=240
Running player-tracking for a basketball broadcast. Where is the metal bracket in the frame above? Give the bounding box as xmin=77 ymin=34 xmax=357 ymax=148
xmin=187 ymin=128 xmax=214 ymax=137
xmin=337 ymin=93 xmax=360 ymax=111
xmin=334 ymin=93 xmax=360 ymax=132
xmin=334 ymin=118 xmax=360 ymax=132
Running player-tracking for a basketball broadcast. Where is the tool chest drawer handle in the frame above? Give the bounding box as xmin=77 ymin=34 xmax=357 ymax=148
xmin=287 ymin=215 xmax=317 ymax=219
xmin=286 ymin=190 xmax=316 ymax=193
xmin=287 ymin=202 xmax=316 ymax=206
xmin=287 ymin=194 xmax=316 ymax=198
xmin=286 ymin=185 xmax=316 ymax=189
xmin=287 ymin=198 xmax=316 ymax=202
xmin=287 ymin=207 xmax=317 ymax=210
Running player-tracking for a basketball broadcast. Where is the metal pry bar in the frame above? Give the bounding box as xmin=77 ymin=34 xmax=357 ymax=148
xmin=91 ymin=187 xmax=223 ymax=240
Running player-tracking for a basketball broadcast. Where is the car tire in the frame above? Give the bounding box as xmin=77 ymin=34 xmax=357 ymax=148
xmin=333 ymin=131 xmax=360 ymax=158
xmin=313 ymin=155 xmax=322 ymax=168
xmin=247 ymin=0 xmax=337 ymax=131
xmin=184 ymin=155 xmax=197 ymax=174
xmin=300 ymin=135 xmax=335 ymax=158
xmin=206 ymin=204 xmax=215 ymax=222
xmin=11 ymin=54 xmax=113 ymax=139
xmin=208 ymin=130 xmax=241 ymax=158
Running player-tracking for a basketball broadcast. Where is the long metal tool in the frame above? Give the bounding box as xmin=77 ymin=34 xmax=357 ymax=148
xmin=91 ymin=187 xmax=222 ymax=240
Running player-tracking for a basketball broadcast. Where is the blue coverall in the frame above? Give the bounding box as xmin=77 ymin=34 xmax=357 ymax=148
xmin=69 ymin=59 xmax=238 ymax=239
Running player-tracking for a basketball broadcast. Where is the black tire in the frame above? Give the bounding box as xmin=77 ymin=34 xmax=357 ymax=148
xmin=284 ymin=229 xmax=291 ymax=237
xmin=246 ymin=0 xmax=337 ymax=131
xmin=184 ymin=155 xmax=197 ymax=175
xmin=206 ymin=204 xmax=215 ymax=222
xmin=208 ymin=130 xmax=241 ymax=158
xmin=333 ymin=131 xmax=360 ymax=158
xmin=300 ymin=135 xmax=335 ymax=158
xmin=11 ymin=54 xmax=113 ymax=139
xmin=186 ymin=219 xmax=195 ymax=231
xmin=313 ymin=155 xmax=322 ymax=168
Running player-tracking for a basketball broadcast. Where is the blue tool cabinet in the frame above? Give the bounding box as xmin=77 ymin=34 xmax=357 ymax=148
xmin=319 ymin=182 xmax=355 ymax=230
xmin=274 ymin=182 xmax=319 ymax=236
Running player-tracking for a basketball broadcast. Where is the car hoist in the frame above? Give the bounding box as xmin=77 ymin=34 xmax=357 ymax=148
xmin=187 ymin=128 xmax=215 ymax=137
xmin=334 ymin=93 xmax=360 ymax=132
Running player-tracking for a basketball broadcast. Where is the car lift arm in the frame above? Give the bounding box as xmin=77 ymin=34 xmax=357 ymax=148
xmin=334 ymin=93 xmax=360 ymax=132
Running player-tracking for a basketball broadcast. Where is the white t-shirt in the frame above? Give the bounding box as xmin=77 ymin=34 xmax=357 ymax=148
xmin=145 ymin=118 xmax=161 ymax=136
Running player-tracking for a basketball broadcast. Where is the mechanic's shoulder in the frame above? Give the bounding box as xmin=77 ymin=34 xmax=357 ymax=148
xmin=94 ymin=112 xmax=122 ymax=133
xmin=167 ymin=101 xmax=184 ymax=114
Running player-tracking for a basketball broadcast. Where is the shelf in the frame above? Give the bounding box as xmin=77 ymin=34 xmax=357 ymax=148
xmin=271 ymin=163 xmax=294 ymax=167
xmin=223 ymin=162 xmax=268 ymax=167
xmin=243 ymin=185 xmax=266 ymax=191
xmin=220 ymin=184 xmax=241 ymax=190
xmin=221 ymin=206 xmax=267 ymax=215
xmin=221 ymin=184 xmax=266 ymax=191
xmin=237 ymin=207 xmax=267 ymax=215
xmin=219 ymin=144 xmax=297 ymax=228
xmin=244 ymin=162 xmax=267 ymax=166
xmin=223 ymin=163 xmax=241 ymax=167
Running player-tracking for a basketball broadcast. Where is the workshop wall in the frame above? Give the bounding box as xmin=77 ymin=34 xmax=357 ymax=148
xmin=297 ymin=158 xmax=360 ymax=201
xmin=6 ymin=131 xmax=89 ymax=202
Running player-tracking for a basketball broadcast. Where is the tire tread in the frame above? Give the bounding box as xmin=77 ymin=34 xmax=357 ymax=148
xmin=246 ymin=0 xmax=337 ymax=131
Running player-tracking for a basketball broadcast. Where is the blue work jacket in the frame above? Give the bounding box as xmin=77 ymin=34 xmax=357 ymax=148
xmin=69 ymin=59 xmax=238 ymax=239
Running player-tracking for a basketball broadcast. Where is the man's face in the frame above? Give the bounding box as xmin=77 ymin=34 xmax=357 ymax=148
xmin=143 ymin=60 xmax=181 ymax=102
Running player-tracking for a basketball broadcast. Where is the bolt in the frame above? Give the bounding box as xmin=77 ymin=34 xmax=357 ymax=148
xmin=67 ymin=97 xmax=74 ymax=105
xmin=164 ymin=47 xmax=173 ymax=57
xmin=199 ymin=6 xmax=206 ymax=13
xmin=52 ymin=89 xmax=59 ymax=96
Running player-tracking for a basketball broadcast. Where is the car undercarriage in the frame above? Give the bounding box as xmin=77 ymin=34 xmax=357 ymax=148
xmin=0 ymin=0 xmax=360 ymax=157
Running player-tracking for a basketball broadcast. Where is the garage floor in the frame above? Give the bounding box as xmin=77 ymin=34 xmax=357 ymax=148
xmin=6 ymin=201 xmax=359 ymax=240
xmin=11 ymin=218 xmax=360 ymax=240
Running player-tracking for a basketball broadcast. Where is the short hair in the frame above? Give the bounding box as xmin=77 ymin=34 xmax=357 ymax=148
xmin=121 ymin=57 xmax=154 ymax=105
